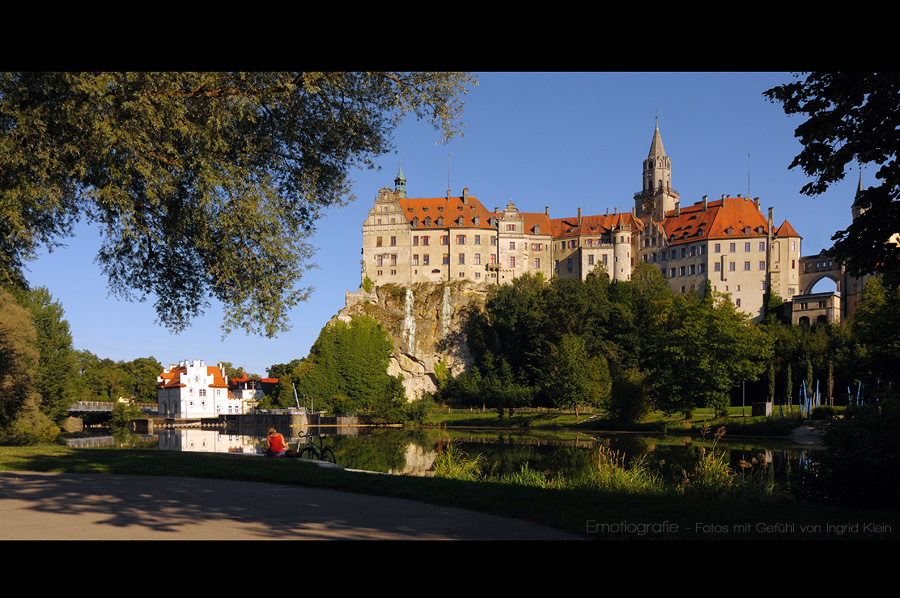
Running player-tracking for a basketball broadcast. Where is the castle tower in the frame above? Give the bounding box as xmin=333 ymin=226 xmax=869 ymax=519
xmin=394 ymin=163 xmax=407 ymax=199
xmin=634 ymin=123 xmax=679 ymax=224
xmin=851 ymin=171 xmax=864 ymax=220
xmin=612 ymin=217 xmax=632 ymax=282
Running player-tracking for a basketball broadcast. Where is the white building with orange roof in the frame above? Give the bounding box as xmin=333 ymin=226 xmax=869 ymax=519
xmin=156 ymin=360 xmax=244 ymax=418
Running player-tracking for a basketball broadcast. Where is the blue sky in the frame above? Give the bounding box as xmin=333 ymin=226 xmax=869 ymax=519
xmin=24 ymin=72 xmax=865 ymax=376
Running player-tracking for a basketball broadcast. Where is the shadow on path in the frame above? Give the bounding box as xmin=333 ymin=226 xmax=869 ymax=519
xmin=0 ymin=471 xmax=581 ymax=540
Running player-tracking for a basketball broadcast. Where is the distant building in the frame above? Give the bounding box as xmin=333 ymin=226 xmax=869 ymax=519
xmin=156 ymin=360 xmax=277 ymax=418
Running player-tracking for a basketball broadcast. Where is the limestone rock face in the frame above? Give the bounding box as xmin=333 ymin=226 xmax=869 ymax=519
xmin=338 ymin=281 xmax=487 ymax=400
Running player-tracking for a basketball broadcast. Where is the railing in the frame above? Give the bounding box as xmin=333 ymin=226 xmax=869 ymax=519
xmin=68 ymin=401 xmax=158 ymax=413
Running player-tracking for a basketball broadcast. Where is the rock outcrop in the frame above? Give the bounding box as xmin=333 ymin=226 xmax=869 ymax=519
xmin=337 ymin=281 xmax=487 ymax=400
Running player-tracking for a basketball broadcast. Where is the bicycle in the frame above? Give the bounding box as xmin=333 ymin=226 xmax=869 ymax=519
xmin=297 ymin=433 xmax=336 ymax=463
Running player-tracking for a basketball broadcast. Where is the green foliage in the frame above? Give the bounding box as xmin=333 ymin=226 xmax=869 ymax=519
xmin=765 ymin=73 xmax=900 ymax=285
xmin=433 ymin=443 xmax=485 ymax=481
xmin=72 ymin=351 xmax=162 ymax=404
xmin=606 ymin=367 xmax=653 ymax=423
xmin=646 ymin=290 xmax=772 ymax=419
xmin=0 ymin=72 xmax=476 ymax=336
xmin=293 ymin=315 xmax=405 ymax=416
xmin=9 ymin=287 xmax=78 ymax=422
xmin=0 ymin=286 xmax=42 ymax=439
xmin=817 ymin=397 xmax=900 ymax=508
xmin=111 ymin=401 xmax=142 ymax=428
xmin=854 ymin=277 xmax=900 ymax=389
xmin=361 ymin=276 xmax=375 ymax=293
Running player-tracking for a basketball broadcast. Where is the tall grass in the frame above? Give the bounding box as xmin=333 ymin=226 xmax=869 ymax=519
xmin=433 ymin=425 xmax=776 ymax=500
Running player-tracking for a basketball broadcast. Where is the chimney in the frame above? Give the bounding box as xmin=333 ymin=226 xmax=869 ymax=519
xmin=754 ymin=197 xmax=760 ymax=210
xmin=462 ymin=187 xmax=469 ymax=205
xmin=545 ymin=206 xmax=549 ymax=216
xmin=702 ymin=195 xmax=708 ymax=210
xmin=675 ymin=201 xmax=680 ymax=216
xmin=577 ymin=207 xmax=582 ymax=226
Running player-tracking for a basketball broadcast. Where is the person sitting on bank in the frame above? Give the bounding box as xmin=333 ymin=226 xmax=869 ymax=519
xmin=265 ymin=428 xmax=287 ymax=457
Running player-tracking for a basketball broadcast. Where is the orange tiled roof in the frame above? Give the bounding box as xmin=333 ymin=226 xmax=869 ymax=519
xmin=775 ymin=220 xmax=802 ymax=239
xmin=661 ymin=197 xmax=771 ymax=246
xmin=157 ymin=364 xmax=229 ymax=389
xmin=399 ymin=194 xmax=495 ymax=231
xmin=550 ymin=212 xmax=644 ymax=240
xmin=520 ymin=212 xmax=552 ymax=236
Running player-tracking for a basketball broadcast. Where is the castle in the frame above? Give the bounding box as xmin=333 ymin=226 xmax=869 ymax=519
xmin=360 ymin=125 xmax=863 ymax=324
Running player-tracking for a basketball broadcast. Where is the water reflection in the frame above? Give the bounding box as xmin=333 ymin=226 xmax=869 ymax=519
xmin=149 ymin=426 xmax=821 ymax=490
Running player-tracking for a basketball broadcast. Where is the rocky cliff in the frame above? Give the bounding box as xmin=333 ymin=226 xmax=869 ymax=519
xmin=336 ymin=281 xmax=487 ymax=400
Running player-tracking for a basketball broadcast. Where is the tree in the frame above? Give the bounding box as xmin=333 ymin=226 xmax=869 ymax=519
xmin=544 ymin=333 xmax=593 ymax=416
xmin=12 ymin=286 xmax=78 ymax=422
xmin=294 ymin=315 xmax=405 ymax=414
xmin=0 ymin=287 xmax=58 ymax=442
xmin=764 ymin=73 xmax=900 ymax=285
xmin=647 ymin=291 xmax=772 ymax=419
xmin=0 ymin=72 xmax=476 ymax=336
xmin=854 ymin=277 xmax=900 ymax=388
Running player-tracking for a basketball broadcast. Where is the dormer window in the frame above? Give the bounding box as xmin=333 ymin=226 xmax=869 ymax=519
xmin=411 ymin=217 xmax=419 ymax=227
xmin=457 ymin=216 xmax=464 ymax=225
xmin=473 ymin=216 xmax=480 ymax=226
xmin=534 ymin=225 xmax=540 ymax=235
xmin=424 ymin=217 xmax=432 ymax=227
xmin=436 ymin=217 xmax=444 ymax=226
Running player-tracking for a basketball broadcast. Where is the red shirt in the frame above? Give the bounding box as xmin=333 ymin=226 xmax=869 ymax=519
xmin=267 ymin=433 xmax=286 ymax=452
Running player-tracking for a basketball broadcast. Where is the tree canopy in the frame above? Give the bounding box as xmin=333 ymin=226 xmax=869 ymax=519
xmin=0 ymin=72 xmax=475 ymax=336
xmin=764 ymin=72 xmax=900 ymax=285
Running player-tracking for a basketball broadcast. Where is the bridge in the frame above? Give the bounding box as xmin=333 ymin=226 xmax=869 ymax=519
xmin=68 ymin=401 xmax=158 ymax=414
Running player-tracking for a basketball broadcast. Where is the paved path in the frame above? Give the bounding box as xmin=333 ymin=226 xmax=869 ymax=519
xmin=0 ymin=471 xmax=581 ymax=540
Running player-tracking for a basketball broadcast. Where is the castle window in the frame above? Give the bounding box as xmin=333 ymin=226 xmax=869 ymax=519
xmin=474 ymin=253 xmax=481 ymax=265
xmin=459 ymin=253 xmax=465 ymax=265
xmin=759 ymin=261 xmax=765 ymax=270
xmin=456 ymin=234 xmax=466 ymax=245
xmin=475 ymin=235 xmax=481 ymax=245
xmin=376 ymin=237 xmax=382 ymax=247
xmin=422 ymin=236 xmax=430 ymax=246
xmin=423 ymin=255 xmax=429 ymax=265
xmin=413 ymin=255 xmax=419 ymax=266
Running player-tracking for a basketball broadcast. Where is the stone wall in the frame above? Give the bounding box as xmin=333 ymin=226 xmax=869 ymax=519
xmin=338 ymin=281 xmax=487 ymax=400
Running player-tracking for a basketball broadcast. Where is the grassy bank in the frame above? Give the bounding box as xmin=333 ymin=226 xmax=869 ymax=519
xmin=1 ymin=444 xmax=896 ymax=540
xmin=426 ymin=407 xmax=811 ymax=437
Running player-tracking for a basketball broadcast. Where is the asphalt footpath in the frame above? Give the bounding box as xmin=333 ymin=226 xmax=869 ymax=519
xmin=0 ymin=471 xmax=582 ymax=540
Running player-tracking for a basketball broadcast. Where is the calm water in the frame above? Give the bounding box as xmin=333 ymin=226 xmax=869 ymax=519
xmin=137 ymin=425 xmax=820 ymax=490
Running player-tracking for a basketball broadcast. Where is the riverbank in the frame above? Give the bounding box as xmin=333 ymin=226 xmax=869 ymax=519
xmin=0 ymin=445 xmax=895 ymax=540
